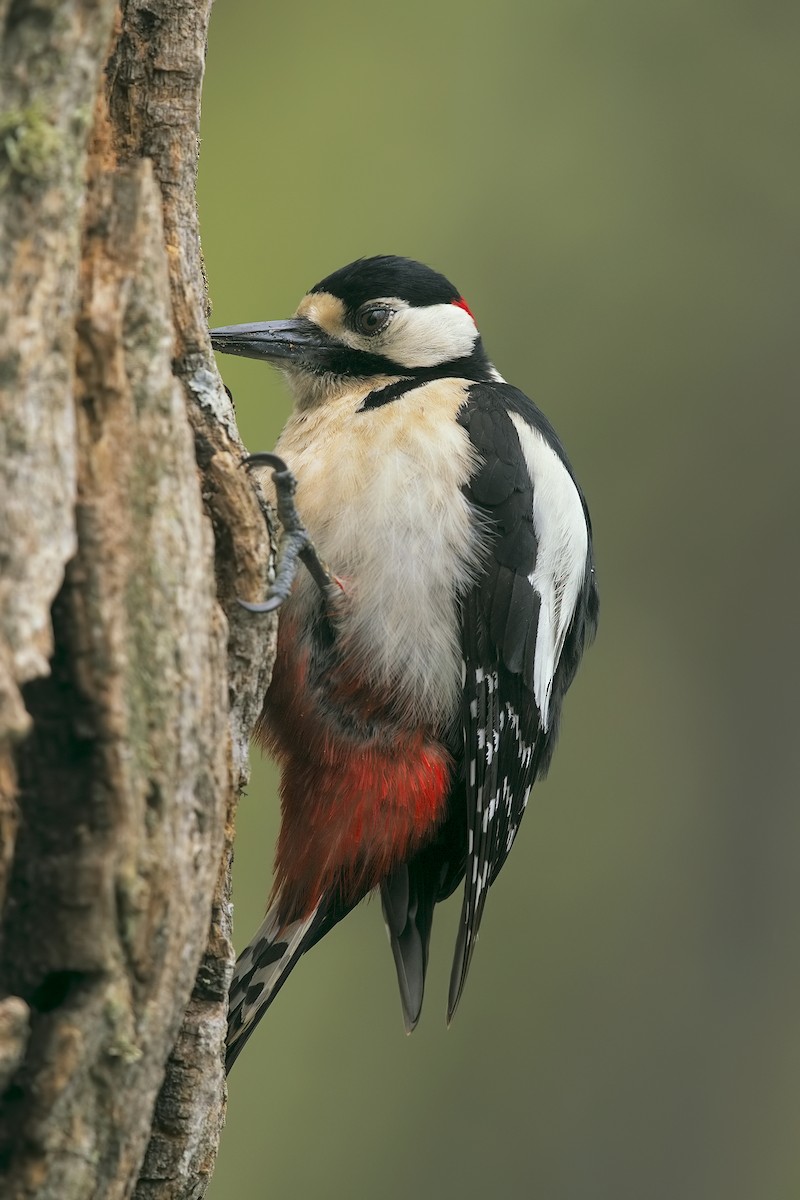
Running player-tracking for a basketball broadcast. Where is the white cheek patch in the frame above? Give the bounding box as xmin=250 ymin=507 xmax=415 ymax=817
xmin=295 ymin=291 xmax=479 ymax=370
xmin=379 ymin=303 xmax=478 ymax=368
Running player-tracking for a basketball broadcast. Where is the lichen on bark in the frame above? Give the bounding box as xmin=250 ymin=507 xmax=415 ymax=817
xmin=0 ymin=2 xmax=274 ymax=1196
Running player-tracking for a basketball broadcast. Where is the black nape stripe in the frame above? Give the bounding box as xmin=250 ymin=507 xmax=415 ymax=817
xmin=360 ymin=378 xmax=418 ymax=410
xmin=359 ymin=346 xmax=496 ymax=411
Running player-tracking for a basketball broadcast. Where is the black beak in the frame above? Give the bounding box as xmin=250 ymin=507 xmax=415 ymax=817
xmin=210 ymin=317 xmax=335 ymax=366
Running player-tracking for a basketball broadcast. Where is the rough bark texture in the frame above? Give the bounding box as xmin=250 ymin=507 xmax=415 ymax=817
xmin=0 ymin=2 xmax=274 ymax=1197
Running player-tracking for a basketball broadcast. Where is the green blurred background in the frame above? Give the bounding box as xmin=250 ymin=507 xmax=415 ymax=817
xmin=198 ymin=3 xmax=799 ymax=1197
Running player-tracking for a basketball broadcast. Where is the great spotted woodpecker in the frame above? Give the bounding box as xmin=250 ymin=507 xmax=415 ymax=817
xmin=211 ymin=256 xmax=598 ymax=1071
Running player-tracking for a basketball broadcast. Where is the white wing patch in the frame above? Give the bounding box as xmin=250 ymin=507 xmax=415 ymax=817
xmin=509 ymin=413 xmax=588 ymax=729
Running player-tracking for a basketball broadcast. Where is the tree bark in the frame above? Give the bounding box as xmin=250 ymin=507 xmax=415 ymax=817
xmin=0 ymin=3 xmax=273 ymax=1196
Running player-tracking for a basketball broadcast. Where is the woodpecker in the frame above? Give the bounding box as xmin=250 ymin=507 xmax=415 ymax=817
xmin=211 ymin=256 xmax=598 ymax=1071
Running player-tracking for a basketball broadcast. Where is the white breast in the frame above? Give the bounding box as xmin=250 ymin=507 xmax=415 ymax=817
xmin=267 ymin=379 xmax=483 ymax=726
xmin=509 ymin=413 xmax=589 ymax=730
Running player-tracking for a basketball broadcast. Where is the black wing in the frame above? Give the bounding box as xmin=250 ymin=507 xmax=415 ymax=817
xmin=448 ymin=383 xmax=598 ymax=1019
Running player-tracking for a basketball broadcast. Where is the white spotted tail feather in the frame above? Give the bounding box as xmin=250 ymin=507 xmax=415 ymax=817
xmin=226 ymin=904 xmax=322 ymax=1072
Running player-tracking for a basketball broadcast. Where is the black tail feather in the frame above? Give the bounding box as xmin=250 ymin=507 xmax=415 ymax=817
xmin=381 ymin=859 xmax=439 ymax=1033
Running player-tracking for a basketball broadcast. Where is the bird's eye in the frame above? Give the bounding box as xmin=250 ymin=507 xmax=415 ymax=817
xmin=355 ymin=305 xmax=392 ymax=336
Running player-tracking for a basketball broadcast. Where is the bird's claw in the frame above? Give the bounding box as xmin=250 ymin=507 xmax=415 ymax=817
xmin=240 ymin=452 xmax=336 ymax=612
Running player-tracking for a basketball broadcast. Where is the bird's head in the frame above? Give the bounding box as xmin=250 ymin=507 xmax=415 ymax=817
xmin=211 ymin=255 xmax=494 ymax=407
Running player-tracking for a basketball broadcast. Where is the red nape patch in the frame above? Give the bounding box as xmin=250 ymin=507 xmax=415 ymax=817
xmin=452 ymin=296 xmax=476 ymax=322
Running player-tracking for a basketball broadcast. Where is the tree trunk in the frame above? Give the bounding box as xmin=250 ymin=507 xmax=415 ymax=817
xmin=0 ymin=3 xmax=273 ymax=1196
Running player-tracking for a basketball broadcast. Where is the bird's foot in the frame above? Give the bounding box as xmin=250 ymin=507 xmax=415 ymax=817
xmin=241 ymin=452 xmax=337 ymax=612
